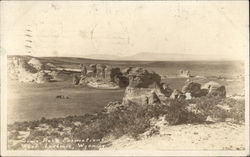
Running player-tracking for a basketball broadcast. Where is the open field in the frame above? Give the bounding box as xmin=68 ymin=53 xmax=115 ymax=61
xmin=7 ymin=81 xmax=124 ymax=124
xmin=7 ymin=56 xmax=245 ymax=124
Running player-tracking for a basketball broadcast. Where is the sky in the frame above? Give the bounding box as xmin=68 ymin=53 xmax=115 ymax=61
xmin=0 ymin=1 xmax=249 ymax=60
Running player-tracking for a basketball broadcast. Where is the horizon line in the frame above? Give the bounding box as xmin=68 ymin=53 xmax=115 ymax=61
xmin=7 ymin=54 xmax=244 ymax=62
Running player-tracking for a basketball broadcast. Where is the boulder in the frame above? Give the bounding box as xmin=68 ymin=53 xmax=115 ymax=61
xmin=202 ymin=81 xmax=221 ymax=89
xmin=202 ymin=81 xmax=226 ymax=97
xmin=105 ymin=66 xmax=122 ymax=82
xmin=114 ymin=75 xmax=129 ymax=88
xmin=89 ymin=64 xmax=97 ymax=76
xmin=72 ymin=74 xmax=80 ymax=85
xmin=170 ymin=89 xmax=186 ymax=99
xmin=180 ymin=69 xmax=191 ymax=78
xmin=121 ymin=67 xmax=133 ymax=75
xmin=182 ymin=82 xmax=207 ymax=97
xmin=104 ymin=66 xmax=112 ymax=79
xmin=27 ymin=58 xmax=43 ymax=71
xmin=80 ymin=64 xmax=87 ymax=76
xmin=96 ymin=64 xmax=106 ymax=78
xmin=123 ymin=87 xmax=167 ymax=106
xmin=182 ymin=82 xmax=201 ymax=96
xmin=80 ymin=77 xmax=119 ymax=89
xmin=122 ymin=68 xmax=166 ymax=105
xmin=197 ymin=89 xmax=209 ymax=97
xmin=160 ymin=83 xmax=173 ymax=97
xmin=123 ymin=87 xmax=154 ymax=105
xmin=127 ymin=67 xmax=161 ymax=88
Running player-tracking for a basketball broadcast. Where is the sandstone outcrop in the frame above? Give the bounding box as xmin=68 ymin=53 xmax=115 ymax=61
xmin=202 ymin=81 xmax=226 ymax=97
xmin=160 ymin=83 xmax=173 ymax=97
xmin=180 ymin=69 xmax=191 ymax=78
xmin=122 ymin=67 xmax=164 ymax=105
xmin=127 ymin=67 xmax=161 ymax=88
xmin=8 ymin=57 xmax=53 ymax=83
xmin=182 ymin=82 xmax=206 ymax=97
xmin=80 ymin=64 xmax=87 ymax=76
xmin=170 ymin=89 xmax=186 ymax=99
xmin=96 ymin=64 xmax=106 ymax=78
xmin=28 ymin=58 xmax=44 ymax=71
xmin=72 ymin=74 xmax=80 ymax=85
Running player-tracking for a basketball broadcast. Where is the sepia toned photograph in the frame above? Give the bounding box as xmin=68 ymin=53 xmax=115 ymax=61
xmin=0 ymin=1 xmax=249 ymax=156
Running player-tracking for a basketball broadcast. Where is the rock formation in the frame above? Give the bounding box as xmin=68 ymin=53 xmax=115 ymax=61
xmin=80 ymin=64 xmax=87 ymax=76
xmin=182 ymin=82 xmax=204 ymax=97
xmin=170 ymin=89 xmax=186 ymax=99
xmin=180 ymin=69 xmax=191 ymax=78
xmin=160 ymin=83 xmax=173 ymax=97
xmin=127 ymin=67 xmax=161 ymax=88
xmin=181 ymin=81 xmax=226 ymax=98
xmin=72 ymin=74 xmax=80 ymax=85
xmin=123 ymin=87 xmax=154 ymax=105
xmin=96 ymin=64 xmax=106 ymax=78
xmin=122 ymin=67 xmax=163 ymax=105
xmin=114 ymin=75 xmax=129 ymax=88
xmin=121 ymin=67 xmax=133 ymax=75
xmin=27 ymin=58 xmax=44 ymax=71
xmin=105 ymin=66 xmax=122 ymax=82
xmin=8 ymin=57 xmax=53 ymax=83
xmin=88 ymin=64 xmax=97 ymax=77
xmin=78 ymin=64 xmax=129 ymax=89
xmin=202 ymin=81 xmax=226 ymax=97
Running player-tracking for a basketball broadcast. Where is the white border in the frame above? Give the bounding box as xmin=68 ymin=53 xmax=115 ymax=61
xmin=1 ymin=1 xmax=249 ymax=156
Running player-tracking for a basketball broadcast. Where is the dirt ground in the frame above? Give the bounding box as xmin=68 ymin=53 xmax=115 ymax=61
xmin=102 ymin=122 xmax=245 ymax=150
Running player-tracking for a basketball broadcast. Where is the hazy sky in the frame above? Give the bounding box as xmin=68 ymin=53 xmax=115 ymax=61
xmin=1 ymin=1 xmax=248 ymax=60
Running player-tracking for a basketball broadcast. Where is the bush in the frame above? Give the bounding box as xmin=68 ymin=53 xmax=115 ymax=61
xmin=111 ymin=104 xmax=151 ymax=139
xmin=188 ymin=96 xmax=223 ymax=121
xmin=220 ymin=98 xmax=245 ymax=123
xmin=7 ymin=96 xmax=245 ymax=150
xmin=187 ymin=97 xmax=245 ymax=123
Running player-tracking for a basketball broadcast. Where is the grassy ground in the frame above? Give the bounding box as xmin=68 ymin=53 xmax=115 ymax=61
xmin=7 ymin=97 xmax=245 ymax=150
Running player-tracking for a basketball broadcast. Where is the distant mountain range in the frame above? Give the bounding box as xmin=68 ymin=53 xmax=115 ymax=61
xmin=84 ymin=54 xmax=121 ymax=60
xmin=84 ymin=52 xmax=238 ymax=61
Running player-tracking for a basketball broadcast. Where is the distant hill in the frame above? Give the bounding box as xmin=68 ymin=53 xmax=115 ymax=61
xmin=84 ymin=54 xmax=121 ymax=60
xmin=83 ymin=52 xmax=240 ymax=61
xmin=120 ymin=52 xmax=237 ymax=61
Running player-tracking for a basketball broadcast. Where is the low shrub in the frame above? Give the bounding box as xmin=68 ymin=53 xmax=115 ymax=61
xmin=220 ymin=98 xmax=245 ymax=123
xmin=7 ymin=96 xmax=245 ymax=150
xmin=187 ymin=97 xmax=245 ymax=123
